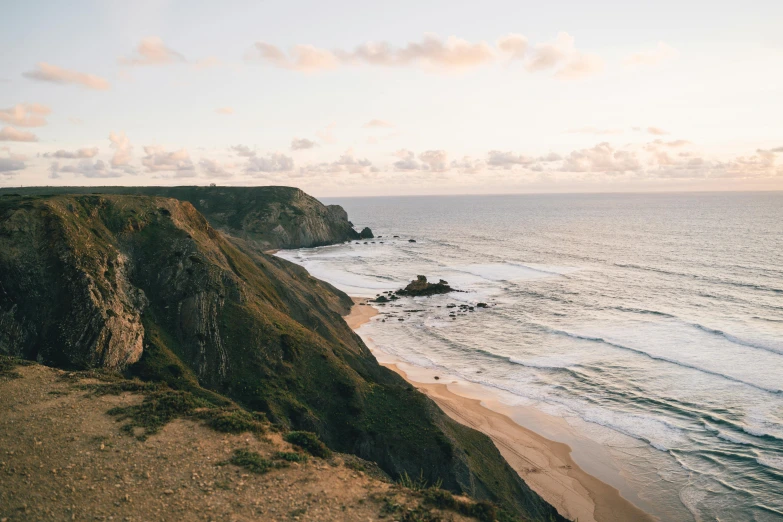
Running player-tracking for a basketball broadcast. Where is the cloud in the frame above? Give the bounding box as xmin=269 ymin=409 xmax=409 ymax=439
xmin=0 ymin=126 xmax=38 ymax=142
xmin=141 ymin=145 xmax=195 ymax=174
xmin=231 ymin=144 xmax=256 ymax=157
xmin=450 ymin=156 xmax=484 ymax=174
xmin=50 ymin=160 xmax=123 ymax=178
xmin=419 ymin=150 xmax=449 ymax=172
xmin=0 ymin=157 xmax=25 ymax=174
xmin=246 ymin=153 xmax=294 ymax=173
xmin=215 ymin=107 xmax=234 ymax=115
xmin=392 ymin=149 xmax=448 ymax=171
xmin=487 ymin=150 xmax=535 ymax=169
xmin=23 ymin=63 xmax=110 ymax=90
xmin=561 ymin=142 xmax=642 ymax=173
xmin=119 ymin=37 xmax=186 ymax=66
xmin=625 ymin=42 xmax=679 ymax=67
xmin=199 ymin=158 xmax=235 ymax=178
xmin=497 ymin=34 xmax=528 ymax=60
xmin=44 ymin=147 xmax=99 ymax=159
xmin=0 ymin=104 xmax=51 ymax=127
xmin=526 ymin=32 xmax=604 ymax=80
xmin=647 ymin=126 xmax=669 ymax=136
xmin=317 ymin=122 xmax=337 ymax=144
xmin=251 ymin=42 xmax=339 ymax=71
xmin=291 ymin=138 xmax=317 ymax=150
xmin=303 ymin=150 xmax=376 ymax=175
xmin=250 ymin=32 xmax=600 ymax=76
xmin=566 ymin=126 xmax=623 ymax=135
xmin=109 ymin=131 xmax=133 ymax=167
xmin=363 ymin=119 xmax=394 ymax=129
xmin=393 ymin=149 xmax=421 ymax=171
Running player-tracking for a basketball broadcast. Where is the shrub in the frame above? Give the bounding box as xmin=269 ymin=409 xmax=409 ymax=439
xmin=283 ymin=431 xmax=332 ymax=458
xmin=227 ymin=449 xmax=273 ymax=474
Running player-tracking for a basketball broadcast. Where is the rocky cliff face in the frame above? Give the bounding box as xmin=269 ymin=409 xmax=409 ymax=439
xmin=0 ymin=186 xmax=360 ymax=250
xmin=0 ymin=194 xmax=563 ymax=521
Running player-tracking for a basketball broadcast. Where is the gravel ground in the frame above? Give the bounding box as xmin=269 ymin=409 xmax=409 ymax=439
xmin=0 ymin=364 xmax=476 ymax=522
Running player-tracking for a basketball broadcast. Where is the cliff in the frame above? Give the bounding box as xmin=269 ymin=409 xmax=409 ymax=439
xmin=0 ymin=194 xmax=563 ymax=521
xmin=0 ymin=186 xmax=360 ymax=250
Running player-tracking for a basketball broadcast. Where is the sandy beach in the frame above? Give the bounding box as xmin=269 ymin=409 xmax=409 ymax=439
xmin=345 ymin=298 xmax=655 ymax=522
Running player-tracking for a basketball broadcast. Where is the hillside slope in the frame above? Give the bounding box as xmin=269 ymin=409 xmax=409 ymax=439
xmin=0 ymin=361 xmax=491 ymax=522
xmin=0 ymin=194 xmax=564 ymax=521
xmin=0 ymin=186 xmax=360 ymax=250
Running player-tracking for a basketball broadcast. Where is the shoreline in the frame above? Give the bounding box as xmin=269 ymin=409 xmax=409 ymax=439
xmin=345 ymin=297 xmax=655 ymax=522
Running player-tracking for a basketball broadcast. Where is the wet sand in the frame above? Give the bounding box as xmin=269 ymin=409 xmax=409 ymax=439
xmin=345 ymin=298 xmax=655 ymax=522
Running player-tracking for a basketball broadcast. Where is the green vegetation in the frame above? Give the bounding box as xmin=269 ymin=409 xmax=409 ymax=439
xmin=104 ymin=387 xmax=266 ymax=440
xmin=284 ymin=431 xmax=332 ymax=459
xmin=273 ymin=451 xmax=308 ymax=463
xmin=0 ymin=193 xmax=564 ymax=522
xmin=398 ymin=471 xmax=443 ymax=491
xmin=226 ymin=449 xmax=275 ymax=474
xmin=421 ymin=488 xmax=499 ymax=522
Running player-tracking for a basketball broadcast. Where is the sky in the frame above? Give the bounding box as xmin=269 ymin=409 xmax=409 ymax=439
xmin=1 ymin=0 xmax=782 ymax=196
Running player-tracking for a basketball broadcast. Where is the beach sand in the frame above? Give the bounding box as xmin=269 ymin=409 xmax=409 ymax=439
xmin=345 ymin=298 xmax=655 ymax=522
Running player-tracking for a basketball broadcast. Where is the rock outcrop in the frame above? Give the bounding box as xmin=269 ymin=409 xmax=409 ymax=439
xmin=0 ymin=194 xmax=563 ymax=522
xmin=0 ymin=186 xmax=360 ymax=250
xmin=359 ymin=227 xmax=374 ymax=239
xmin=397 ymin=276 xmax=455 ymax=297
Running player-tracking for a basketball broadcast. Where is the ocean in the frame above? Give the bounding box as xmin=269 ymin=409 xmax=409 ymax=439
xmin=277 ymin=192 xmax=783 ymax=521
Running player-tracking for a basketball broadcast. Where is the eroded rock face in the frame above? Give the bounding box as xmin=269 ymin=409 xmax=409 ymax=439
xmin=0 ymin=200 xmax=147 ymax=369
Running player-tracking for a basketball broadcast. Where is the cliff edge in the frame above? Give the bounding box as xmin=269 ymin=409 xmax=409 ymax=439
xmin=0 ymin=186 xmax=360 ymax=250
xmin=0 ymin=194 xmax=563 ymax=521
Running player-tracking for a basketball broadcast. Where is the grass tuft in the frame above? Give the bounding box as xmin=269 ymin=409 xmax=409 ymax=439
xmin=421 ymin=487 xmax=498 ymax=522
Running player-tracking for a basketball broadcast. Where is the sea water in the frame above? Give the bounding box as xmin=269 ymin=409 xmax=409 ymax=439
xmin=278 ymin=192 xmax=783 ymax=521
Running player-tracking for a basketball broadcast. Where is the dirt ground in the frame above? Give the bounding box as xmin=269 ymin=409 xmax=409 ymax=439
xmin=0 ymin=363 xmax=478 ymax=522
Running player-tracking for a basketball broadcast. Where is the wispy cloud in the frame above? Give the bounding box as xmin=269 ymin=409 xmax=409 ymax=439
xmin=44 ymin=147 xmax=99 ymax=159
xmin=363 ymin=119 xmax=394 ymax=129
xmin=119 ymin=37 xmax=186 ymax=66
xmin=625 ymin=42 xmax=679 ymax=67
xmin=215 ymin=107 xmax=234 ymax=115
xmin=0 ymin=126 xmax=38 ymax=142
xmin=0 ymin=104 xmax=51 ymax=127
xmin=49 ymin=160 xmax=124 ymax=178
xmin=249 ymin=32 xmax=602 ymax=78
xmin=647 ymin=126 xmax=670 ymax=136
xmin=525 ymin=32 xmax=604 ymax=80
xmin=23 ymin=63 xmax=110 ymax=90
xmin=566 ymin=126 xmax=623 ymax=136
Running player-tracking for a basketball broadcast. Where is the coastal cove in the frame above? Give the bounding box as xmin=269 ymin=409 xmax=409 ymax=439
xmin=346 ymin=298 xmax=654 ymax=522
xmin=279 ymin=192 xmax=783 ymax=522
